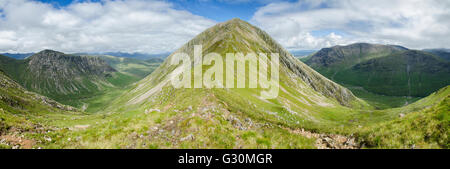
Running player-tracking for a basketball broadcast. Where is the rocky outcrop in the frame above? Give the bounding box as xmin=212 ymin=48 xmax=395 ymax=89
xmin=4 ymin=49 xmax=118 ymax=98
xmin=284 ymin=127 xmax=359 ymax=149
xmin=27 ymin=50 xmax=116 ymax=78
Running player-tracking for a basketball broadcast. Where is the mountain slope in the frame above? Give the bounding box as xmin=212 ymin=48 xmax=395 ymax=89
xmin=423 ymin=48 xmax=450 ymax=61
xmin=0 ymin=50 xmax=129 ymax=106
xmin=305 ymin=43 xmax=450 ymax=98
xmin=355 ymin=85 xmax=449 ymax=148
xmin=23 ymin=50 xmax=116 ymax=96
xmin=119 ymin=18 xmax=362 ymax=107
xmin=0 ymin=70 xmax=78 ymax=148
xmin=350 ymin=50 xmax=450 ymax=96
xmin=306 ymin=43 xmax=407 ymax=69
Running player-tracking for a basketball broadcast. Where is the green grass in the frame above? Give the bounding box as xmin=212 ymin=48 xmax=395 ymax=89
xmin=344 ymin=84 xmax=421 ymax=109
xmin=29 ymin=84 xmax=447 ymax=149
xmin=34 ymin=87 xmax=317 ymax=149
xmin=356 ymin=91 xmax=449 ymax=148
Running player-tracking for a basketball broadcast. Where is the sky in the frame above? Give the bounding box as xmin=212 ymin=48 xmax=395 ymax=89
xmin=0 ymin=0 xmax=449 ymax=54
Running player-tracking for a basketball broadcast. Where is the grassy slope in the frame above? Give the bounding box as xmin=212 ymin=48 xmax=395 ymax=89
xmin=305 ymin=45 xmax=450 ymax=98
xmin=354 ymin=86 xmax=449 ymax=148
xmin=343 ymin=84 xmax=421 ymax=109
xmin=337 ymin=50 xmax=449 ymax=97
xmin=0 ymin=71 xmax=83 ymax=148
xmin=42 ymin=88 xmax=316 ymax=149
xmin=30 ymin=84 xmax=448 ymax=149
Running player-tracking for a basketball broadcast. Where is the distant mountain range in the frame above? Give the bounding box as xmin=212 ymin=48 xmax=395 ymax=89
xmin=303 ymin=43 xmax=450 ymax=97
xmin=74 ymin=52 xmax=170 ymax=60
xmin=289 ymin=50 xmax=317 ymax=58
xmin=0 ymin=53 xmax=34 ymax=59
xmin=1 ymin=51 xmax=170 ymax=61
xmin=423 ymin=48 xmax=450 ymax=61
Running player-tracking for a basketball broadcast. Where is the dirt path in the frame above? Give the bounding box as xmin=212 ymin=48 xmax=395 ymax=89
xmin=282 ymin=126 xmax=359 ymax=149
xmin=0 ymin=135 xmax=36 ymax=149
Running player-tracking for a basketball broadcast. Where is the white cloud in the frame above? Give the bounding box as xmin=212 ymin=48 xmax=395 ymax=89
xmin=251 ymin=0 xmax=450 ymax=50
xmin=0 ymin=0 xmax=216 ymax=53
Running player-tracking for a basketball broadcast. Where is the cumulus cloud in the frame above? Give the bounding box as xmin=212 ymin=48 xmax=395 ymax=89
xmin=0 ymin=0 xmax=216 ymax=53
xmin=251 ymin=0 xmax=450 ymax=50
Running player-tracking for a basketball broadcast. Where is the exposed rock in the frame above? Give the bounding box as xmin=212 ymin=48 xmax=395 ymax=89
xmin=73 ymin=125 xmax=90 ymax=130
xmin=180 ymin=134 xmax=194 ymax=142
xmin=145 ymin=108 xmax=160 ymax=114
xmin=284 ymin=127 xmax=359 ymax=149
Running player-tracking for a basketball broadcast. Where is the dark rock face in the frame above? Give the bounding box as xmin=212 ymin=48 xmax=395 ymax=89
xmin=28 ymin=50 xmax=116 ymax=78
xmin=17 ymin=49 xmax=117 ymax=97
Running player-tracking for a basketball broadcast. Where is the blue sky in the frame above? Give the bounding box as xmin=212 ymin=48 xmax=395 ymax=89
xmin=171 ymin=0 xmax=267 ymax=22
xmin=0 ymin=0 xmax=449 ymax=53
xmin=35 ymin=0 xmax=293 ymax=22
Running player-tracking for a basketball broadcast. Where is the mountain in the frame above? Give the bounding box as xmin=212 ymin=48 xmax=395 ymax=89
xmin=0 ymin=50 xmax=120 ymax=106
xmin=103 ymin=52 xmax=170 ymax=60
xmin=304 ymin=43 xmax=450 ymax=99
xmin=423 ymin=48 xmax=450 ymax=61
xmin=72 ymin=18 xmax=373 ymax=148
xmin=74 ymin=52 xmax=170 ymax=60
xmin=290 ymin=50 xmax=316 ymax=58
xmin=116 ymin=18 xmax=362 ymax=107
xmin=0 ymin=53 xmax=34 ymax=59
xmin=306 ymin=43 xmax=408 ymax=69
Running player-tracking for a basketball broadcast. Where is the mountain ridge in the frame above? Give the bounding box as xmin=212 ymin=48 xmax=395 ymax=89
xmin=304 ymin=43 xmax=450 ymax=98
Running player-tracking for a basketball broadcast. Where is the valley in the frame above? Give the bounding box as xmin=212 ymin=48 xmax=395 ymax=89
xmin=0 ymin=51 xmax=161 ymax=112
